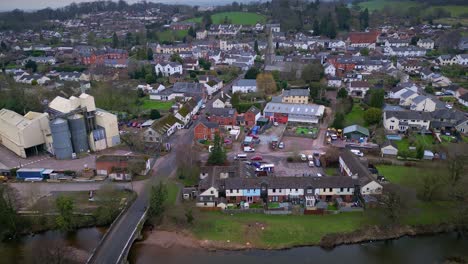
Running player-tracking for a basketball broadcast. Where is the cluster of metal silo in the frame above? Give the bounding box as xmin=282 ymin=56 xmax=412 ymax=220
xmin=50 ymin=114 xmax=89 ymax=159
xmin=50 ymin=118 xmax=73 ymax=160
xmin=68 ymin=114 xmax=89 ymax=154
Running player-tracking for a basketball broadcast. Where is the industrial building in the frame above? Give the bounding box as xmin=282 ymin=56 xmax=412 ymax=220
xmin=0 ymin=109 xmax=52 ymax=158
xmin=47 ymin=93 xmax=120 ymax=159
xmin=0 ymin=93 xmax=120 ymax=160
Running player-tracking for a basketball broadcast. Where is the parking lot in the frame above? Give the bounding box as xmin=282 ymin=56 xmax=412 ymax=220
xmin=0 ymin=145 xmax=134 ymax=171
xmin=274 ymin=159 xmax=325 ymax=177
xmin=256 ymin=124 xmax=286 ymax=152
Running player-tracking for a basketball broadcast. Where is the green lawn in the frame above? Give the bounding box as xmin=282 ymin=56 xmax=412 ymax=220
xmin=141 ymin=98 xmax=174 ymax=111
xmin=359 ymin=0 xmax=468 ymax=17
xmin=376 ymin=165 xmax=443 ymax=187
xmin=191 ymin=212 xmax=365 ymax=248
xmin=344 ymin=104 xmax=365 ymax=127
xmin=395 ymin=134 xmax=436 ymax=153
xmin=185 ymin=12 xmax=266 ymax=25
xmin=157 ymin=29 xmax=188 ymax=42
xmin=166 ymin=182 xmax=180 ymax=206
xmin=358 ymin=0 xmax=422 ymax=12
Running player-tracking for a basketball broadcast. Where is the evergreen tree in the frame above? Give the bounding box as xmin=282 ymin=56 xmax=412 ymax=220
xmin=147 ymin=48 xmax=153 ymax=61
xmin=360 ymin=8 xmax=369 ymax=30
xmin=56 ymin=196 xmax=75 ymax=231
xmin=112 ymin=32 xmax=119 ymax=48
xmin=337 ymin=88 xmax=348 ymax=98
xmin=207 ymin=133 xmax=226 ymax=165
xmin=254 ymin=39 xmax=259 ymax=54
xmin=188 ymin=26 xmax=196 ymax=38
xmin=312 ymin=19 xmax=320 ymax=36
xmin=149 ymin=182 xmax=167 ymax=218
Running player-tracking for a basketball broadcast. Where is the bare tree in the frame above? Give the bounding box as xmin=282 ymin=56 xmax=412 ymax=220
xmin=376 ymin=184 xmax=416 ymax=225
xmin=30 ymin=239 xmax=77 ymax=264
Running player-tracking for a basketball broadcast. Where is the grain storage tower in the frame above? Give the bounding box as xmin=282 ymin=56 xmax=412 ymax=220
xmin=50 ymin=118 xmax=73 ymax=160
xmin=68 ymin=114 xmax=89 ymax=154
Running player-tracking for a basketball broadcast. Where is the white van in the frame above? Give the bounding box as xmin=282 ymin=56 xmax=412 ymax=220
xmin=244 ymin=146 xmax=255 ymax=152
xmin=350 ymin=149 xmax=364 ymax=157
xmin=234 ymin=153 xmax=248 ymax=160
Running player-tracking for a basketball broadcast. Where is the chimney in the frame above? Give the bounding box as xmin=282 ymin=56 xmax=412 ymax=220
xmin=221 ymin=90 xmax=224 ymax=98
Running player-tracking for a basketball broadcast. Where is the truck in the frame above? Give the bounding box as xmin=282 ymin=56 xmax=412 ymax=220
xmin=16 ymin=168 xmax=45 ymax=181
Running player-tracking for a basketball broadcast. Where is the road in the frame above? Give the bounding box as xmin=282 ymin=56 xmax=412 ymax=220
xmin=88 ymin=125 xmax=194 ymax=264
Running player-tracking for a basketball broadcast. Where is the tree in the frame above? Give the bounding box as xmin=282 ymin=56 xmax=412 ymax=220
xmin=55 ymin=196 xmax=75 ymax=231
xmin=312 ymin=19 xmax=320 ymax=36
xmin=360 ymin=48 xmax=370 ymax=56
xmin=198 ymin=58 xmax=211 ymax=70
xmin=112 ymin=32 xmax=119 ymax=48
xmin=0 ymin=185 xmax=21 ymax=239
xmin=147 ymin=48 xmax=153 ymax=61
xmin=185 ymin=209 xmax=194 ymax=225
xmin=359 ymin=8 xmax=369 ymax=30
xmin=31 ymin=80 xmax=38 ymax=86
xmin=416 ymin=144 xmax=424 ymax=159
xmin=419 ymin=173 xmax=443 ymax=201
xmin=94 ymin=185 xmax=121 ymax=225
xmin=25 ymin=60 xmax=37 ymax=73
xmin=363 ymin=107 xmax=382 ymax=125
xmin=188 ymin=26 xmax=196 ymax=38
xmin=332 ymin=113 xmax=345 ymax=129
xmin=244 ymin=67 xmax=259 ymax=79
xmin=254 ymin=39 xmax=259 ymax=54
xmin=447 ymin=151 xmax=466 ymax=187
xmin=376 ymin=184 xmax=415 ymax=224
xmin=148 ymin=109 xmax=161 ymax=120
xmin=256 ymin=72 xmax=277 ymax=96
xmin=425 ymin=85 xmax=434 ymax=94
xmin=149 ymin=182 xmax=168 ymax=219
xmin=207 ymin=133 xmax=226 ymax=165
xmin=301 ymin=64 xmax=323 ymax=83
xmin=170 ymin=53 xmax=183 ymax=64
xmin=202 ymin=13 xmax=213 ymax=30
xmin=337 ymin=88 xmax=348 ymax=98
xmin=335 ymin=4 xmax=351 ymax=30
xmin=369 ymin=89 xmax=385 ymax=108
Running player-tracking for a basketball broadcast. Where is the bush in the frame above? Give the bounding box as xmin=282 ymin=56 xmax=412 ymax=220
xmin=286 ymin=157 xmax=294 ymax=162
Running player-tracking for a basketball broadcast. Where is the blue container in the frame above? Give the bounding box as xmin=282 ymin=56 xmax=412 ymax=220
xmin=16 ymin=168 xmax=45 ymax=180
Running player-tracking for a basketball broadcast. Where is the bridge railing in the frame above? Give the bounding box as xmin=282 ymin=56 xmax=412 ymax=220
xmin=116 ymin=209 xmax=148 ymax=264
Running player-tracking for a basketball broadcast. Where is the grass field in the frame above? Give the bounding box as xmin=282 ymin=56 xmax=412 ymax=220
xmin=358 ymin=0 xmax=468 ymax=18
xmin=166 ymin=182 xmax=180 ymax=206
xmin=344 ymin=104 xmax=365 ymax=127
xmin=185 ymin=12 xmax=266 ymax=25
xmin=157 ymin=29 xmax=188 ymax=42
xmin=376 ymin=165 xmax=443 ymax=187
xmin=395 ymin=134 xmax=436 ymax=152
xmin=141 ymin=98 xmax=174 ymax=111
xmin=191 ymin=212 xmax=365 ymax=248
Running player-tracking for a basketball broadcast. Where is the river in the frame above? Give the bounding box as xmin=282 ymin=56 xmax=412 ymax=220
xmin=129 ymin=232 xmax=468 ymax=264
xmin=1 ymin=229 xmax=467 ymax=264
xmin=0 ymin=227 xmax=106 ymax=264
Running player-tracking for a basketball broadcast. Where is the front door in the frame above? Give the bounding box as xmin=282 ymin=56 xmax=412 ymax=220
xmin=247 ymin=196 xmax=253 ymax=203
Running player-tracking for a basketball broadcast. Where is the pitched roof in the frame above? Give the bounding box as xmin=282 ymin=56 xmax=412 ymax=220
xmin=264 ymin=102 xmax=325 ymax=117
xmin=349 ymin=31 xmax=379 ymax=44
xmin=210 ymin=107 xmax=237 ymax=117
xmin=343 ymin=125 xmax=370 ymax=136
xmin=198 ymin=121 xmax=219 ymax=129
xmin=246 ymin=105 xmax=260 ymax=115
xmin=283 ymin=88 xmax=309 ymax=97
xmin=234 ymin=79 xmax=257 ymax=87
xmin=385 ymin=110 xmax=432 ymax=120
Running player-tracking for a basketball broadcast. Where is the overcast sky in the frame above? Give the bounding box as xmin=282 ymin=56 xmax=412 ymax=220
xmin=0 ymin=0 xmax=261 ymax=11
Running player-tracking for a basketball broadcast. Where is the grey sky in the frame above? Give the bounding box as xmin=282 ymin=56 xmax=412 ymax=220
xmin=0 ymin=0 xmax=260 ymax=11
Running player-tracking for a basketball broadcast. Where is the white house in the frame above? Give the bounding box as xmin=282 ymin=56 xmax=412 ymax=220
xmin=399 ymin=90 xmax=419 ymax=106
xmin=384 ymin=46 xmax=426 ymax=57
xmin=410 ymin=95 xmax=437 ymax=112
xmin=437 ymin=55 xmax=457 ymax=66
xmin=455 ymin=54 xmax=468 ymax=66
xmin=347 ymin=81 xmax=370 ymax=98
xmin=328 ymin=40 xmax=346 ymax=50
xmin=417 ymin=38 xmax=434 ymax=50
xmin=155 ymin=62 xmax=183 ymax=77
xmin=327 ymin=77 xmax=342 ymax=88
xmin=232 ymin=79 xmax=257 ymax=93
xmin=324 ymin=63 xmax=336 ymax=77
xmin=383 ymin=110 xmax=431 ymax=132
xmin=458 ymin=93 xmax=468 ymax=107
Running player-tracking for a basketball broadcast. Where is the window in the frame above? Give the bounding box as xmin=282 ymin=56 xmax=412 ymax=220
xmin=323 ymin=188 xmax=326 ymax=192
xmin=307 ymin=189 xmax=312 ymax=194
xmin=329 ymin=188 xmax=332 ymax=192
xmin=340 ymin=188 xmax=344 ymax=192
xmin=210 ymin=190 xmax=214 ymax=194
xmin=295 ymin=188 xmax=298 ymax=192
xmin=273 ymin=189 xmax=276 ymax=193
xmin=229 ymin=189 xmax=233 ymax=193
xmin=204 ymin=202 xmax=207 ymax=206
xmin=390 ymin=126 xmax=394 ymax=130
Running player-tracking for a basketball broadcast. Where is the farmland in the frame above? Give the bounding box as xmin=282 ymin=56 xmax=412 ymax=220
xmin=185 ymin=12 xmax=266 ymax=25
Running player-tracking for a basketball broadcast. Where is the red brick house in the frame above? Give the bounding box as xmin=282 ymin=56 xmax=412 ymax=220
xmin=348 ymin=31 xmax=380 ymax=49
xmin=81 ymin=48 xmax=128 ymax=66
xmin=243 ymin=106 xmax=261 ymax=128
xmin=194 ymin=121 xmax=220 ymax=141
xmin=208 ymin=108 xmax=238 ymax=126
xmin=95 ymin=155 xmax=150 ymax=181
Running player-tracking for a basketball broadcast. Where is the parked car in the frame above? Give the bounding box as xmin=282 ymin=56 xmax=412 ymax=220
xmin=350 ymin=149 xmax=364 ymax=157
xmin=308 ymin=161 xmax=315 ymax=167
xmin=234 ymin=153 xmax=247 ymax=160
xmin=316 ymin=173 xmax=322 ymax=177
xmin=274 ymin=122 xmax=279 ymax=126
xmin=244 ymin=146 xmax=255 ymax=152
xmin=250 ymin=155 xmax=263 ymax=161
xmin=330 ymin=134 xmax=338 ymax=140
xmin=307 ymin=155 xmax=313 ymax=161
xmin=201 ymin=104 xmax=206 ymax=109
xmin=300 ymin=154 xmax=307 ymax=161
xmin=278 ymin=142 xmax=284 ymax=149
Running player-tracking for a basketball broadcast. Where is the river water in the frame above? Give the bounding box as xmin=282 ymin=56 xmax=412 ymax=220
xmin=1 ymin=228 xmax=467 ymax=264
xmin=129 ymin=232 xmax=468 ymax=264
xmin=0 ymin=227 xmax=106 ymax=264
